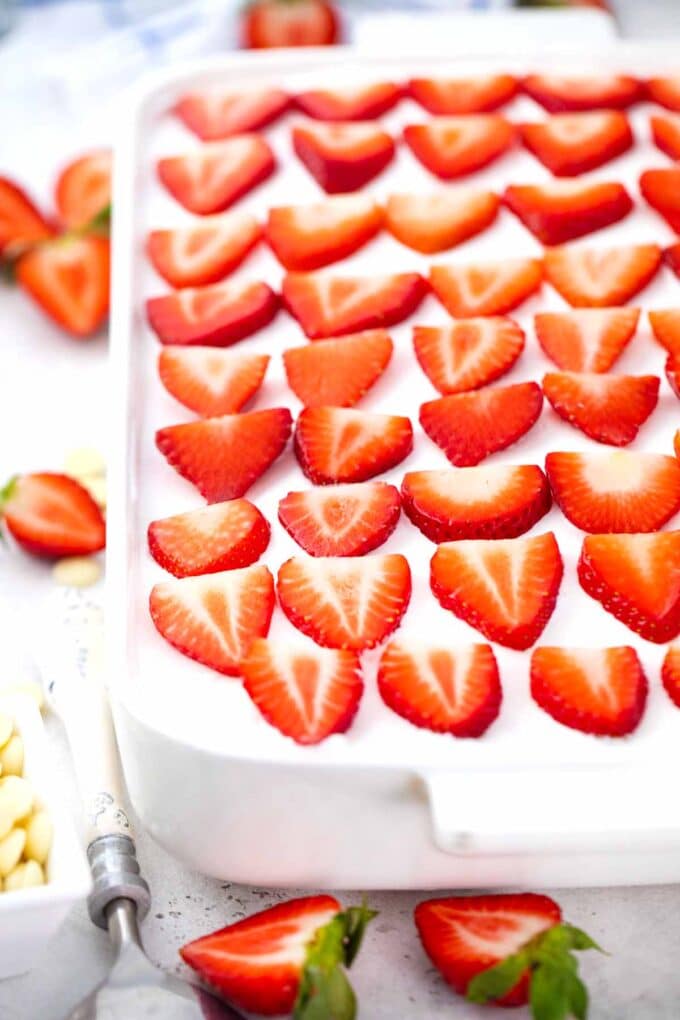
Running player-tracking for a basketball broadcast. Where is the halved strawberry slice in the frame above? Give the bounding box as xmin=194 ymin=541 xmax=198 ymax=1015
xmin=640 ymin=168 xmax=680 ymax=233
xmin=242 ymin=640 xmax=363 ymax=744
xmin=292 ymin=121 xmax=395 ymax=193
xmin=157 ymin=136 xmax=275 ymax=214
xmin=147 ymin=499 xmax=270 ymax=577
xmin=578 ymin=531 xmax=680 ymax=643
xmin=294 ymin=82 xmax=402 ymax=121
xmin=662 ymin=644 xmax=680 ymax=708
xmin=420 ymin=382 xmax=543 ymax=467
xmin=401 ymin=465 xmax=551 ymax=542
xmin=146 ymin=280 xmax=278 ymax=346
xmin=384 ymin=191 xmax=499 ymax=255
xmin=503 ymin=180 xmax=632 ymax=246
xmin=282 ymin=271 xmax=425 ymax=339
xmin=650 ymin=113 xmax=680 ymax=160
xmin=543 ymin=372 xmax=659 ymax=446
xmin=522 ymin=74 xmax=641 ymax=112
xmin=546 ymin=450 xmax=680 ymax=533
xmin=408 ymin=75 xmax=518 ymax=115
xmin=430 ymin=531 xmax=563 ymax=650
xmin=377 ymin=641 xmax=501 ymax=738
xmin=429 ymin=258 xmax=542 ymax=318
xmin=174 ymin=87 xmax=290 ymax=140
xmin=531 ymin=646 xmax=648 ymax=737
xmin=156 ymin=408 xmax=292 ymax=501
xmin=544 ymin=243 xmax=661 ymax=307
xmin=646 ymin=76 xmax=680 ymax=111
xmin=666 ymin=242 xmax=680 ymax=279
xmin=649 ymin=308 xmax=680 ymax=357
xmin=266 ymin=195 xmax=382 ymax=270
xmin=294 ymin=406 xmax=413 ymax=484
xmin=520 ymin=111 xmax=633 ymax=176
xmin=403 ymin=116 xmax=515 ymax=179
xmin=149 ymin=564 xmax=274 ymax=675
xmin=54 ymin=150 xmax=112 ymax=229
xmin=1 ymin=472 xmax=105 ymax=558
xmin=413 ymin=319 xmax=524 ymax=396
xmin=667 ymin=356 xmax=680 ymax=400
xmin=676 ymin=430 xmax=680 ymax=461
xmin=243 ymin=0 xmax=339 ymax=48
xmin=278 ymin=481 xmax=401 ymax=556
xmin=158 ymin=347 xmax=269 ymax=416
xmin=0 ymin=177 xmax=52 ymax=254
xmin=146 ymin=213 xmax=262 ymax=288
xmin=283 ymin=330 xmax=392 ymax=407
xmin=277 ymin=553 xmax=411 ymax=649
xmin=535 ymin=307 xmax=640 ymax=371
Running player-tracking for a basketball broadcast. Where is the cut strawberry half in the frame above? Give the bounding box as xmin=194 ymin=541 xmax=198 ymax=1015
xmin=666 ymin=243 xmax=680 ymax=279
xmin=520 ymin=111 xmax=633 ymax=177
xmin=522 ymin=74 xmax=641 ymax=113
xmin=384 ymin=191 xmax=499 ymax=255
xmin=294 ymin=82 xmax=402 ymax=121
xmin=543 ymin=372 xmax=659 ymax=446
xmin=156 ymin=407 xmax=292 ymax=501
xmin=294 ymin=406 xmax=413 ymax=484
xmin=544 ymin=243 xmax=661 ymax=307
xmin=0 ymin=176 xmax=52 ymax=254
xmin=282 ymin=271 xmax=425 ymax=339
xmin=578 ymin=531 xmax=680 ymax=643
xmin=640 ymin=168 xmax=680 ymax=233
xmin=242 ymin=640 xmax=363 ymax=744
xmin=531 ymin=646 xmax=648 ymax=737
xmin=283 ymin=330 xmax=393 ymax=407
xmin=1 ymin=472 xmax=105 ymax=558
xmin=157 ymin=136 xmax=275 ymax=215
xmin=146 ymin=214 xmax=262 ymax=288
xmin=662 ymin=644 xmax=680 ymax=708
xmin=429 ymin=258 xmax=542 ymax=318
xmin=650 ymin=113 xmax=680 ymax=160
xmin=430 ymin=531 xmax=563 ymax=650
xmin=649 ymin=308 xmax=680 ymax=357
xmin=277 ymin=553 xmax=411 ymax=650
xmin=174 ymin=88 xmax=290 ymax=140
xmin=402 ymin=465 xmax=551 ymax=543
xmin=158 ymin=348 xmax=269 ymax=417
xmin=503 ymin=180 xmax=632 ymax=246
xmin=403 ymin=116 xmax=515 ymax=179
xmin=278 ymin=481 xmax=401 ymax=556
xmin=377 ymin=641 xmax=501 ymax=738
xmin=408 ymin=75 xmax=518 ymax=115
xmin=647 ymin=76 xmax=680 ymax=111
xmin=420 ymin=382 xmax=543 ymax=467
xmin=676 ymin=429 xmax=680 ymax=461
xmin=54 ymin=150 xmax=112 ymax=229
xmin=667 ymin=356 xmax=680 ymax=400
xmin=148 ymin=499 xmax=270 ymax=577
xmin=146 ymin=280 xmax=278 ymax=346
xmin=546 ymin=450 xmax=680 ymax=533
xmin=266 ymin=195 xmax=382 ymax=271
xmin=149 ymin=564 xmax=274 ymax=676
xmin=292 ymin=121 xmax=395 ymax=193
xmin=535 ymin=307 xmax=640 ymax=371
xmin=413 ymin=318 xmax=524 ymax=395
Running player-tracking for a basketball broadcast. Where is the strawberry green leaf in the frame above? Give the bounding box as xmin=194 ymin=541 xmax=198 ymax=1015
xmin=341 ymin=902 xmax=377 ymax=967
xmin=467 ymin=952 xmax=529 ymax=1003
xmin=565 ymin=971 xmax=588 ymax=1020
xmin=530 ymin=962 xmax=571 ymax=1020
xmin=297 ymin=965 xmax=356 ymax=1020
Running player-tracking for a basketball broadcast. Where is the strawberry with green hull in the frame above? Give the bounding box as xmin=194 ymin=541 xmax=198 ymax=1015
xmin=292 ymin=121 xmax=395 ymax=193
xmin=640 ymin=168 xmax=680 ymax=232
xmin=158 ymin=348 xmax=269 ymax=417
xmin=544 ymin=243 xmax=661 ymax=307
xmin=16 ymin=235 xmax=110 ymax=337
xmin=650 ymin=113 xmax=680 ymax=160
xmin=266 ymin=196 xmax=382 ymax=271
xmin=649 ymin=308 xmax=680 ymax=356
xmin=665 ymin=243 xmax=680 ymax=279
xmin=662 ymin=645 xmax=680 ymax=708
xmin=294 ymin=407 xmax=413 ymax=484
xmin=519 ymin=111 xmax=634 ymax=176
xmin=157 ymin=136 xmax=275 ymax=215
xmin=174 ymin=88 xmax=290 ymax=140
xmin=283 ymin=331 xmax=392 ymax=407
xmin=543 ymin=372 xmax=659 ymax=446
xmin=146 ymin=280 xmax=278 ymax=346
xmin=148 ymin=500 xmax=270 ymax=577
xmin=0 ymin=177 xmax=53 ymax=255
xmin=429 ymin=258 xmax=543 ymax=318
xmin=522 ymin=73 xmax=641 ymax=112
xmin=384 ymin=190 xmax=499 ymax=255
xmin=503 ymin=180 xmax=632 ymax=246
xmin=147 ymin=214 xmax=262 ymax=289
xmin=242 ymin=0 xmax=339 ymax=48
xmin=413 ymin=318 xmax=525 ymax=395
xmin=294 ymin=83 xmax=402 ymax=121
xmin=54 ymin=150 xmax=112 ymax=229
xmin=535 ymin=307 xmax=640 ymax=372
xmin=1 ymin=473 xmax=105 ymax=558
xmin=403 ymin=115 xmax=515 ymax=180
xmin=408 ymin=75 xmax=518 ymax=115
xmin=278 ymin=482 xmax=401 ymax=556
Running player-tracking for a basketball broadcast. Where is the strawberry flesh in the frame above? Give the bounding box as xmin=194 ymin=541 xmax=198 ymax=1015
xmin=146 ymin=280 xmax=278 ymax=346
xmin=544 ymin=243 xmax=661 ymax=307
xmin=413 ymin=318 xmax=525 ymax=395
xmin=649 ymin=308 xmax=680 ymax=357
xmin=403 ymin=115 xmax=515 ymax=179
xmin=522 ymin=74 xmax=641 ymax=112
xmin=640 ymin=168 xmax=680 ymax=233
xmin=0 ymin=176 xmax=53 ymax=254
xmin=146 ymin=214 xmax=262 ymax=289
xmin=535 ymin=307 xmax=640 ymax=371
xmin=157 ymin=136 xmax=275 ymax=215
xmin=385 ymin=190 xmax=499 ymax=254
xmin=294 ymin=83 xmax=402 ymax=121
xmin=54 ymin=150 xmax=112 ymax=229
xmin=283 ymin=330 xmax=392 ymax=407
xmin=662 ymin=644 xmax=680 ymax=708
xmin=266 ymin=195 xmax=382 ymax=271
xmin=408 ymin=75 xmax=518 ymax=115
xmin=429 ymin=258 xmax=542 ymax=318
xmin=158 ymin=347 xmax=269 ymax=417
xmin=294 ymin=406 xmax=413 ymax=484
xmin=2 ymin=472 xmax=105 ymax=558
xmin=278 ymin=481 xmax=401 ymax=556
xmin=543 ymin=371 xmax=659 ymax=446
xmin=647 ymin=76 xmax=680 ymax=111
xmin=174 ymin=88 xmax=290 ymax=140
xmin=292 ymin=121 xmax=395 ymax=193
xmin=650 ymin=113 xmax=680 ymax=160
xmin=520 ymin=111 xmax=633 ymax=176
xmin=16 ymin=236 xmax=110 ymax=338
xmin=503 ymin=180 xmax=632 ymax=246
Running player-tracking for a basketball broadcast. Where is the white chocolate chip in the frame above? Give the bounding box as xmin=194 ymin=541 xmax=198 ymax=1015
xmin=64 ymin=448 xmax=106 ymax=479
xmin=0 ymin=735 xmax=23 ymax=777
xmin=0 ymin=828 xmax=26 ymax=877
xmin=52 ymin=556 xmax=102 ymax=588
xmin=0 ymin=682 xmax=44 ymax=712
xmin=0 ymin=776 xmax=34 ymax=823
xmin=0 ymin=713 xmax=13 ymax=750
xmin=24 ymin=811 xmax=52 ymax=865
xmin=82 ymin=475 xmax=107 ymax=509
xmin=4 ymin=859 xmax=44 ymax=891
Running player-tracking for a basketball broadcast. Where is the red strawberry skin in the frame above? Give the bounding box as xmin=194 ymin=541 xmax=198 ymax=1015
xmin=278 ymin=482 xmax=401 ymax=556
xmin=0 ymin=176 xmax=53 ymax=254
xmin=665 ymin=243 xmax=680 ymax=279
xmin=146 ymin=282 xmax=278 ymax=347
xmin=292 ymin=123 xmax=395 ymax=193
xmin=662 ymin=644 xmax=680 ymax=708
xmin=503 ymin=181 xmax=632 ymax=246
xmin=543 ymin=372 xmax=659 ymax=446
xmin=2 ymin=472 xmax=106 ymax=558
xmin=651 ymin=113 xmax=680 ymax=160
xmin=294 ymin=407 xmax=413 ymax=484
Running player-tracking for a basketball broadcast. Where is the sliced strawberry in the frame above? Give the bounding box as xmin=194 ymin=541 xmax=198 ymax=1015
xmin=543 ymin=372 xmax=659 ymax=446
xmin=413 ymin=318 xmax=524 ymax=395
xmin=149 ymin=564 xmax=274 ymax=676
xmin=148 ymin=499 xmax=270 ymax=577
xmin=146 ymin=214 xmax=262 ymax=288
xmin=408 ymin=75 xmax=518 ymax=115
xmin=283 ymin=330 xmax=392 ymax=407
xmin=667 ymin=356 xmax=680 ymax=399
xmin=676 ymin=429 xmax=680 ymax=461
xmin=278 ymin=481 xmax=400 ymax=556
xmin=384 ymin=191 xmax=499 ymax=255
xmin=243 ymin=0 xmax=339 ymax=48
xmin=420 ymin=382 xmax=543 ymax=467
xmin=157 ymin=136 xmax=275 ymax=215
xmin=544 ymin=243 xmax=661 ymax=307
xmin=662 ymin=644 xmax=680 ymax=708
xmin=146 ymin=280 xmax=278 ymax=346
xmin=649 ymin=308 xmax=680 ymax=357
xmin=158 ymin=347 xmax=269 ymax=416
xmin=1 ymin=472 xmax=105 ymax=558
xmin=54 ymin=150 xmax=112 ymax=229
xmin=520 ymin=111 xmax=633 ymax=177
xmin=294 ymin=82 xmax=402 ymax=121
xmin=503 ymin=180 xmax=632 ymax=246
xmin=403 ymin=116 xmax=515 ymax=179
xmin=578 ymin=531 xmax=680 ymax=643
xmin=282 ymin=271 xmax=425 ymax=339
xmin=156 ymin=408 xmax=292 ymax=501
xmin=292 ymin=121 xmax=395 ymax=193
xmin=640 ymin=168 xmax=680 ymax=233
xmin=242 ymin=640 xmax=363 ymax=744
xmin=174 ymin=88 xmax=290 ymax=140
xmin=429 ymin=258 xmax=542 ymax=318
xmin=666 ymin=242 xmax=680 ymax=279
xmin=294 ymin=406 xmax=412 ymax=484
xmin=16 ymin=236 xmax=110 ymax=338
xmin=0 ymin=177 xmax=52 ymax=254
xmin=650 ymin=113 xmax=680 ymax=160
xmin=522 ymin=74 xmax=641 ymax=113
xmin=430 ymin=531 xmax=563 ymax=650
xmin=277 ymin=553 xmax=411 ymax=649
xmin=402 ymin=464 xmax=551 ymax=543
xmin=531 ymin=646 xmax=648 ymax=737
xmin=266 ymin=195 xmax=382 ymax=270
xmin=646 ymin=76 xmax=680 ymax=112
xmin=535 ymin=307 xmax=639 ymax=371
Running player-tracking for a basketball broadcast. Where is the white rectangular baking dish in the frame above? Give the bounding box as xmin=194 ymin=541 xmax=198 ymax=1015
xmin=109 ymin=43 xmax=680 ymax=889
